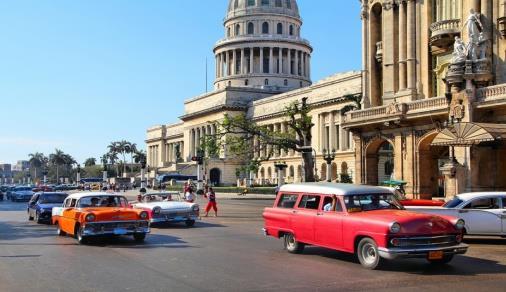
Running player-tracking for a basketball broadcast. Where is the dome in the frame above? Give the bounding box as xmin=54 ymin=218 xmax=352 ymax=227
xmin=227 ymin=0 xmax=300 ymax=20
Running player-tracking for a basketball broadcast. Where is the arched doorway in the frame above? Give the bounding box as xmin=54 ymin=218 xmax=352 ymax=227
xmin=210 ymin=168 xmax=221 ymax=186
xmin=417 ymin=132 xmax=449 ymax=197
xmin=320 ymin=163 xmax=327 ymax=181
xmin=365 ymin=138 xmax=394 ymax=186
xmin=331 ymin=162 xmax=338 ymax=181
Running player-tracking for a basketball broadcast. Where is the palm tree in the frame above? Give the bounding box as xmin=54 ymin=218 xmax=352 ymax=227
xmin=117 ymin=140 xmax=130 ymax=175
xmin=84 ymin=158 xmax=96 ymax=167
xmin=28 ymin=152 xmax=45 ymax=180
xmin=107 ymin=151 xmax=119 ymax=176
xmin=49 ymin=149 xmax=66 ymax=184
xmin=133 ymin=150 xmax=146 ymax=164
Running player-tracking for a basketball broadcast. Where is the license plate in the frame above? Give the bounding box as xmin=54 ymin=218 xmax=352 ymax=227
xmin=428 ymin=251 xmax=444 ymax=260
xmin=113 ymin=228 xmax=127 ymax=235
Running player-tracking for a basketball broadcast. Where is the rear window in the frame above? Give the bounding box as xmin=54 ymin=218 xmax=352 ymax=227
xmin=443 ymin=197 xmax=463 ymax=208
xmin=277 ymin=193 xmax=298 ymax=209
xmin=298 ymin=195 xmax=321 ymax=210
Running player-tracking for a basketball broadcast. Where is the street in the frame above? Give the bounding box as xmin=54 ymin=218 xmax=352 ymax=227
xmin=1 ymin=197 xmax=506 ymax=292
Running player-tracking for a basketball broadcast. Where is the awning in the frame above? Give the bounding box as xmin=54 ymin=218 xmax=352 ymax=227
xmin=431 ymin=122 xmax=506 ymax=146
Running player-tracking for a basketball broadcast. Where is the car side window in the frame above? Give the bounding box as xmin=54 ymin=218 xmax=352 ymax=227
xmin=463 ymin=197 xmax=500 ymax=209
xmin=277 ymin=193 xmax=299 ymax=209
xmin=502 ymin=197 xmax=506 ymax=209
xmin=321 ymin=196 xmax=343 ymax=212
xmin=69 ymin=199 xmax=77 ymax=208
xmin=298 ymin=195 xmax=321 ymax=210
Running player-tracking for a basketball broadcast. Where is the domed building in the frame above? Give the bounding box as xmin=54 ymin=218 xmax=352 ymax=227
xmin=214 ymin=0 xmax=312 ymax=91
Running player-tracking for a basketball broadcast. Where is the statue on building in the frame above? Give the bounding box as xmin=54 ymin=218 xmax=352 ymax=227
xmin=452 ymin=36 xmax=467 ymax=63
xmin=463 ymin=9 xmax=483 ymax=43
xmin=477 ymin=32 xmax=490 ymax=60
xmin=449 ymin=100 xmax=465 ymax=123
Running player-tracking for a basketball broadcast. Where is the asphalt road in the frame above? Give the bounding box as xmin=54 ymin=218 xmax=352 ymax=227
xmin=0 ymin=198 xmax=506 ymax=292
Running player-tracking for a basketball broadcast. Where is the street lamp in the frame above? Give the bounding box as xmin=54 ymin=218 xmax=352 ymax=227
xmin=42 ymin=167 xmax=48 ymax=185
xmin=192 ymin=149 xmax=205 ymax=191
xmin=322 ymin=149 xmax=336 ymax=182
xmin=76 ymin=164 xmax=81 ymax=185
xmin=274 ymin=161 xmax=288 ymax=188
xmin=140 ymin=157 xmax=147 ymax=189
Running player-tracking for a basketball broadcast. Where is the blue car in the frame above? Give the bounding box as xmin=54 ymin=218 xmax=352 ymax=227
xmin=27 ymin=192 xmax=69 ymax=223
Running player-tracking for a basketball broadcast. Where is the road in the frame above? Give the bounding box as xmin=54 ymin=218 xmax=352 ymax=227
xmin=0 ymin=197 xmax=506 ymax=292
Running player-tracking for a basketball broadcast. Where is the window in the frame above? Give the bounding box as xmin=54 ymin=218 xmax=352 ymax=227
xmin=227 ymin=27 xmax=231 ymax=37
xmin=261 ymin=0 xmax=270 ymax=6
xmin=264 ymin=79 xmax=269 ymax=86
xmin=284 ymin=79 xmax=288 ymax=86
xmin=502 ymin=197 xmax=506 ymax=208
xmin=322 ymin=196 xmax=343 ymax=212
xmin=247 ymin=22 xmax=254 ymax=34
xmin=277 ymin=23 xmax=283 ymax=34
xmin=275 ymin=0 xmax=282 ymax=7
xmin=286 ymin=0 xmax=291 ymax=9
xmin=247 ymin=0 xmax=255 ymax=6
xmin=289 ymin=25 xmax=294 ymax=35
xmin=235 ymin=24 xmax=240 ymax=36
xmin=463 ymin=197 xmax=501 ymax=209
xmin=298 ymin=195 xmax=321 ymax=210
xmin=228 ymin=81 xmax=232 ymax=87
xmin=277 ymin=193 xmax=298 ymax=208
xmin=384 ymin=160 xmax=394 ymax=176
xmin=234 ymin=0 xmax=239 ymax=9
xmin=245 ymin=79 xmax=249 ymax=86
xmin=262 ymin=22 xmax=269 ymax=34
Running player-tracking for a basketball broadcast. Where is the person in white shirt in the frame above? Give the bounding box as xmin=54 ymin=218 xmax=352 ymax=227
xmin=323 ymin=195 xmax=337 ymax=212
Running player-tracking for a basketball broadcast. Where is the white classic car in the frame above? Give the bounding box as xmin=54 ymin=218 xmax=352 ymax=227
xmin=407 ymin=192 xmax=506 ymax=237
xmin=131 ymin=192 xmax=199 ymax=227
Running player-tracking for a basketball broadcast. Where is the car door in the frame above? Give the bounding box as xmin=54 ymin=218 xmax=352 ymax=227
xmin=459 ymin=196 xmax=502 ymax=235
xmin=501 ymin=196 xmax=506 ymax=235
xmin=291 ymin=194 xmax=320 ymax=244
xmin=314 ymin=195 xmax=344 ymax=249
xmin=61 ymin=198 xmax=78 ymax=234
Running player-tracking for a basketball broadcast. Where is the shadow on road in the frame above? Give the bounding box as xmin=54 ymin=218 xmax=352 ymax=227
xmin=464 ymin=237 xmax=506 ymax=245
xmin=151 ymin=221 xmax=226 ymax=229
xmin=0 ymin=221 xmax=55 ymax=241
xmin=85 ymin=233 xmax=192 ymax=249
xmin=301 ymin=246 xmax=506 ymax=276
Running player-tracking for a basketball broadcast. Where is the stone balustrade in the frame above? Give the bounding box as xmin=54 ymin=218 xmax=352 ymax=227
xmin=429 ymin=19 xmax=460 ymax=47
xmin=407 ymin=96 xmax=448 ymax=112
xmin=476 ymin=84 xmax=506 ymax=100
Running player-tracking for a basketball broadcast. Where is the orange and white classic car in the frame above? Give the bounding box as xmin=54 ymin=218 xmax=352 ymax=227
xmin=51 ymin=192 xmax=150 ymax=244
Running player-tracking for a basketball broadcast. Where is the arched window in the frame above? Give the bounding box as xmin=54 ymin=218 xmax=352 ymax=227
xmin=234 ymin=0 xmax=239 ymax=9
xmin=235 ymin=24 xmax=240 ymax=36
xmin=384 ymin=160 xmax=394 ymax=176
xmin=284 ymin=79 xmax=288 ymax=86
xmin=286 ymin=0 xmax=291 ymax=9
xmin=227 ymin=27 xmax=231 ymax=37
xmin=228 ymin=81 xmax=232 ymax=87
xmin=245 ymin=79 xmax=249 ymax=86
xmin=247 ymin=22 xmax=254 ymax=34
xmin=289 ymin=25 xmax=294 ymax=35
xmin=262 ymin=22 xmax=269 ymax=34
xmin=277 ymin=23 xmax=283 ymax=34
xmin=264 ymin=79 xmax=269 ymax=86
xmin=247 ymin=0 xmax=255 ymax=6
xmin=262 ymin=0 xmax=270 ymax=6
xmin=275 ymin=0 xmax=282 ymax=7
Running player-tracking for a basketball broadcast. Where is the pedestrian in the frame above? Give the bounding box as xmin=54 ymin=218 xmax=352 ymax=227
xmin=204 ymin=187 xmax=218 ymax=217
xmin=184 ymin=179 xmax=195 ymax=202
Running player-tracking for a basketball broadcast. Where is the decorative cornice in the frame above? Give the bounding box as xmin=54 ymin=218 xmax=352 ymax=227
xmin=179 ymin=105 xmax=247 ymax=121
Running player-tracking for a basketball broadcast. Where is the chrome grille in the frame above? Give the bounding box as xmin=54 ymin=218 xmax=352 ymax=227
xmin=390 ymin=235 xmax=457 ymax=248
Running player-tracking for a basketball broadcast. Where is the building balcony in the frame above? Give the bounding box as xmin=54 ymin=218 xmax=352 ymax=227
xmin=430 ymin=19 xmax=461 ymax=49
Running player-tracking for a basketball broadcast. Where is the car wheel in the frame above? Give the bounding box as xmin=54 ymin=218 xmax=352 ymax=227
xmin=28 ymin=211 xmax=34 ymax=221
xmin=56 ymin=222 xmax=66 ymax=236
xmin=428 ymin=254 xmax=454 ymax=265
xmin=76 ymin=225 xmax=87 ymax=244
xmin=133 ymin=233 xmax=146 ymax=242
xmin=283 ymin=233 xmax=305 ymax=254
xmin=185 ymin=220 xmax=195 ymax=227
xmin=357 ymin=237 xmax=382 ymax=270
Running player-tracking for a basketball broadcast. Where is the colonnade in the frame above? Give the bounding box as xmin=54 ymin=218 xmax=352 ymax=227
xmin=164 ymin=141 xmax=183 ymax=163
xmin=189 ymin=124 xmax=218 ymax=158
xmin=148 ymin=145 xmax=159 ymax=167
xmin=318 ymin=111 xmax=352 ymax=153
xmin=215 ymin=47 xmax=310 ymax=80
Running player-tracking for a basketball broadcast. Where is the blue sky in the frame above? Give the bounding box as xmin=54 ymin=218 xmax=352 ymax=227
xmin=0 ymin=0 xmax=361 ymax=165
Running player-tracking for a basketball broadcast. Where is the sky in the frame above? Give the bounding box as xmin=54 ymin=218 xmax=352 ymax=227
xmin=0 ymin=0 xmax=362 ymax=165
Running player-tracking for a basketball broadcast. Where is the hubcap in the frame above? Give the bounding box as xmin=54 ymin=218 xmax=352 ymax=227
xmin=362 ymin=243 xmax=377 ymax=265
xmin=287 ymin=235 xmax=295 ymax=248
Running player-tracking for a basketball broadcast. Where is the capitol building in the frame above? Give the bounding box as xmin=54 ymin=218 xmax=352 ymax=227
xmin=147 ymin=0 xmax=506 ymax=199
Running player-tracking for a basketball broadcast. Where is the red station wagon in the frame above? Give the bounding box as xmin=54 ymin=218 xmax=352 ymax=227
xmin=262 ymin=183 xmax=468 ymax=269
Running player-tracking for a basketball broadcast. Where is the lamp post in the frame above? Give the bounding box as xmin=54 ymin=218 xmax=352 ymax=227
xmin=322 ymin=149 xmax=336 ymax=182
xmin=76 ymin=164 xmax=81 ymax=185
xmin=102 ymin=161 xmax=108 ymax=184
xmin=42 ymin=167 xmax=48 ymax=185
xmin=192 ymin=149 xmax=205 ymax=192
xmin=274 ymin=161 xmax=288 ymax=188
xmin=140 ymin=158 xmax=147 ymax=189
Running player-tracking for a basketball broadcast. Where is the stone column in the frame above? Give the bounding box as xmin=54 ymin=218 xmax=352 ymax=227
xmin=260 ymin=47 xmax=264 ymax=73
xmin=399 ymin=0 xmax=407 ymax=90
xmin=329 ymin=112 xmax=335 ymax=151
xmin=232 ymin=49 xmax=237 ymax=75
xmin=319 ymin=113 xmax=325 ymax=152
xmin=339 ymin=113 xmax=345 ymax=151
xmin=240 ymin=48 xmax=245 ymax=74
xmin=302 ymin=53 xmax=306 ymax=77
xmin=269 ymin=47 xmax=274 ymax=74
xmin=279 ymin=48 xmax=283 ymax=74
xmin=481 ymin=0 xmax=492 ymax=39
xmin=287 ymin=49 xmax=292 ymax=75
xmin=407 ymin=0 xmax=416 ymax=90
xmin=225 ymin=51 xmax=230 ymax=76
xmin=294 ymin=50 xmax=299 ymax=75
xmin=249 ymin=47 xmax=254 ymax=74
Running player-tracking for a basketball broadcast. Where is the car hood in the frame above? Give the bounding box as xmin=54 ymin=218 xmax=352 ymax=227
xmin=133 ymin=201 xmax=195 ymax=210
xmin=81 ymin=208 xmax=142 ymax=221
xmin=350 ymin=209 xmax=457 ymax=234
xmin=401 ymin=199 xmax=444 ymax=206
xmin=14 ymin=191 xmax=33 ymax=196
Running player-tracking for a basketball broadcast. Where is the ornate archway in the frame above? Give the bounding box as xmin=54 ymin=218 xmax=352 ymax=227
xmin=365 ymin=137 xmax=394 ymax=186
xmin=320 ymin=163 xmax=327 ymax=181
xmin=331 ymin=162 xmax=338 ymax=181
xmin=210 ymin=168 xmax=221 ymax=186
xmin=416 ymin=132 xmax=449 ymax=197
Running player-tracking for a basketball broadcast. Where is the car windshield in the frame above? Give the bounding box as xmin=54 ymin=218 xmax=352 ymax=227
xmin=143 ymin=193 xmax=181 ymax=202
xmin=443 ymin=197 xmax=463 ymax=208
xmin=77 ymin=196 xmax=129 ymax=208
xmin=39 ymin=194 xmax=68 ymax=204
xmin=344 ymin=194 xmax=403 ymax=212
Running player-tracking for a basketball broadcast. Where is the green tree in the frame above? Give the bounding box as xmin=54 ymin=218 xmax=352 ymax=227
xmin=133 ymin=150 xmax=146 ymax=164
xmin=49 ymin=149 xmax=67 ymax=184
xmin=84 ymin=158 xmax=96 ymax=167
xmin=28 ymin=152 xmax=45 ymax=180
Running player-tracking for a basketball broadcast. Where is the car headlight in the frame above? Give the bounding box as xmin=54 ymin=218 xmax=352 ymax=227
xmin=455 ymin=219 xmax=465 ymax=230
xmin=85 ymin=214 xmax=96 ymax=222
xmin=152 ymin=207 xmax=161 ymax=215
xmin=140 ymin=211 xmax=149 ymax=219
xmin=389 ymin=222 xmax=401 ymax=233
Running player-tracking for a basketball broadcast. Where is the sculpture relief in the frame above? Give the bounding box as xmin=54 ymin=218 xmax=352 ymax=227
xmin=463 ymin=9 xmax=483 ymax=44
xmin=451 ymin=37 xmax=467 ymax=63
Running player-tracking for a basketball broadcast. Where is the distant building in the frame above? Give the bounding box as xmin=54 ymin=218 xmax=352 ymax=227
xmin=0 ymin=164 xmax=12 ymax=184
xmin=12 ymin=160 xmax=30 ymax=172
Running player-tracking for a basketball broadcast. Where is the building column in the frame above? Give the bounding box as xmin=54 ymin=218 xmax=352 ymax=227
xmin=307 ymin=54 xmax=311 ymax=79
xmin=399 ymin=0 xmax=407 ymax=91
xmin=249 ymin=47 xmax=254 ymax=74
xmin=260 ymin=47 xmax=264 ymax=73
xmin=301 ymin=53 xmax=306 ymax=77
xmin=329 ymin=112 xmax=335 ymax=151
xmin=278 ymin=48 xmax=283 ymax=74
xmin=225 ymin=51 xmax=230 ymax=76
xmin=240 ymin=48 xmax=245 ymax=74
xmin=319 ymin=113 xmax=325 ymax=152
xmin=287 ymin=49 xmax=292 ymax=75
xmin=294 ymin=50 xmax=299 ymax=75
xmin=481 ymin=0 xmax=492 ymax=39
xmin=406 ymin=0 xmax=416 ymax=90
xmin=232 ymin=49 xmax=237 ymax=75
xmin=269 ymin=47 xmax=274 ymax=74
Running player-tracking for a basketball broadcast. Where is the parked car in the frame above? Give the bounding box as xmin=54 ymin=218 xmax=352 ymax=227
xmin=131 ymin=192 xmax=199 ymax=227
xmin=10 ymin=186 xmax=34 ymax=202
xmin=27 ymin=192 xmax=69 ymax=223
xmin=380 ymin=187 xmax=445 ymax=207
xmin=32 ymin=185 xmax=54 ymax=192
xmin=406 ymin=192 xmax=506 ymax=237
xmin=51 ymin=192 xmax=150 ymax=244
xmin=262 ymin=183 xmax=468 ymax=269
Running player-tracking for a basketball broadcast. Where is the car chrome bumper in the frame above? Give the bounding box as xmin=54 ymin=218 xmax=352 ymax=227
xmin=82 ymin=220 xmax=150 ymax=236
xmin=150 ymin=215 xmax=198 ymax=223
xmin=378 ymin=243 xmax=469 ymax=260
xmin=262 ymin=228 xmax=268 ymax=236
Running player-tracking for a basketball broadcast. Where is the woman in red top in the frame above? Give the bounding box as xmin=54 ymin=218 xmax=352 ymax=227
xmin=204 ymin=187 xmax=218 ymax=217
